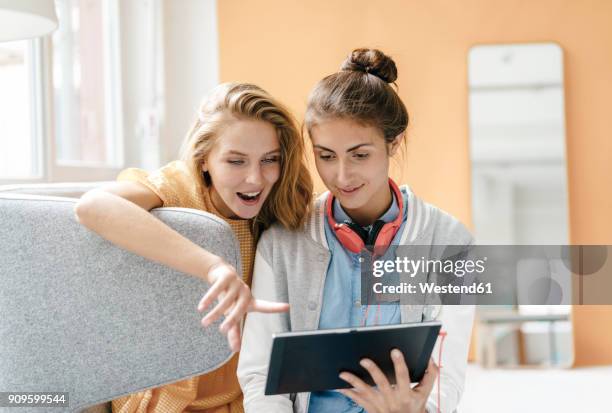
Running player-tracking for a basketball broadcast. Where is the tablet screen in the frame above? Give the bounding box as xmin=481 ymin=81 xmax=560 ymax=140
xmin=265 ymin=321 xmax=441 ymax=395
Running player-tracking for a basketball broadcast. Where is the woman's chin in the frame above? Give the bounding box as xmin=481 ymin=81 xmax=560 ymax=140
xmin=229 ymin=203 xmax=262 ymax=220
xmin=335 ymin=194 xmax=368 ymax=212
xmin=228 ymin=209 xmax=257 ymax=220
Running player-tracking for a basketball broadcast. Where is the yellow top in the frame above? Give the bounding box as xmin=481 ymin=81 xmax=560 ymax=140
xmin=111 ymin=160 xmax=254 ymax=413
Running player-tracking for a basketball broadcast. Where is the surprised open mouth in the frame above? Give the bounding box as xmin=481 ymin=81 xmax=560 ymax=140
xmin=237 ymin=191 xmax=262 ymax=203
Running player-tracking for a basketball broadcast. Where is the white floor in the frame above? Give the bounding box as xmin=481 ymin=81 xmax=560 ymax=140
xmin=456 ymin=363 xmax=612 ymax=413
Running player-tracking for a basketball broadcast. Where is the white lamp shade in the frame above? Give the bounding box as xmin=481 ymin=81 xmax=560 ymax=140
xmin=0 ymin=0 xmax=58 ymax=42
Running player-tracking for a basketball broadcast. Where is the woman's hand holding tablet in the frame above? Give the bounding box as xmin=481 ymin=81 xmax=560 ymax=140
xmin=338 ymin=351 xmax=438 ymax=413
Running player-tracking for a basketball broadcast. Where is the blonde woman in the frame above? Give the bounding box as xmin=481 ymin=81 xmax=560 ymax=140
xmin=75 ymin=83 xmax=312 ymax=413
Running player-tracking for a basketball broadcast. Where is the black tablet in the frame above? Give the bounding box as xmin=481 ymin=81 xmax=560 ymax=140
xmin=264 ymin=321 xmax=442 ymax=395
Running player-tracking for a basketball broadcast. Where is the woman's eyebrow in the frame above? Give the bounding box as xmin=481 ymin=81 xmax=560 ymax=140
xmin=313 ymin=143 xmax=373 ymax=153
xmin=313 ymin=144 xmax=335 ymax=153
xmin=226 ymin=149 xmax=281 ymax=156
xmin=346 ymin=143 xmax=373 ymax=152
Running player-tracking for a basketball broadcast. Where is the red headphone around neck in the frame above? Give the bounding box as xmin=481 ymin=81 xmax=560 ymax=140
xmin=326 ymin=179 xmax=404 ymax=254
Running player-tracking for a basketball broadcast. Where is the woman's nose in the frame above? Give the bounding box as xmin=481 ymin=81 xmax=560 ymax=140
xmin=336 ymin=160 xmax=352 ymax=185
xmin=245 ymin=166 xmax=263 ymax=186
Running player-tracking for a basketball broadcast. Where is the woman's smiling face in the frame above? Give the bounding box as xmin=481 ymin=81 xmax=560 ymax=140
xmin=204 ymin=118 xmax=281 ymax=219
xmin=311 ymin=118 xmax=401 ymax=225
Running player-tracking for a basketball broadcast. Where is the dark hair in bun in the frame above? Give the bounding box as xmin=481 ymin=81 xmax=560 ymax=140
xmin=340 ymin=48 xmax=398 ymax=84
xmin=305 ymin=48 xmax=408 ymax=145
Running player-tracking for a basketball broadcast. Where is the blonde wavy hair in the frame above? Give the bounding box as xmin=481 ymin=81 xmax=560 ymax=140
xmin=181 ymin=82 xmax=312 ymax=232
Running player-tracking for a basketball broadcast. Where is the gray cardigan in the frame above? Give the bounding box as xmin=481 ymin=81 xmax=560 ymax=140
xmin=238 ymin=186 xmax=475 ymax=413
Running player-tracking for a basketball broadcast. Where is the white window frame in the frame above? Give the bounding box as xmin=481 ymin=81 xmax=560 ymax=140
xmin=50 ymin=0 xmax=124 ymax=182
xmin=0 ymin=0 xmax=124 ymax=185
xmin=0 ymin=39 xmax=46 ymax=185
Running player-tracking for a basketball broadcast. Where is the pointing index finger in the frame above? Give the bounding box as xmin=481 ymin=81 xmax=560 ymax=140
xmin=248 ymin=299 xmax=290 ymax=313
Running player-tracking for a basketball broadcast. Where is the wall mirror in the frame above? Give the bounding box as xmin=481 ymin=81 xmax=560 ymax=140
xmin=468 ymin=43 xmax=572 ymax=368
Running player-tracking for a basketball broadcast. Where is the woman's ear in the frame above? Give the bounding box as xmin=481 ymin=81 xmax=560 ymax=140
xmin=201 ymin=161 xmax=212 ymax=186
xmin=388 ymin=132 xmax=405 ymax=156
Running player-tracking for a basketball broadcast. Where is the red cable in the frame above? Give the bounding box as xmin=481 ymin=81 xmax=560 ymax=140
xmin=436 ymin=331 xmax=447 ymax=413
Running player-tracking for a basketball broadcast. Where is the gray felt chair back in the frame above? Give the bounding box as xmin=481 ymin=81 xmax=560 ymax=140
xmin=0 ymin=193 xmax=238 ymax=413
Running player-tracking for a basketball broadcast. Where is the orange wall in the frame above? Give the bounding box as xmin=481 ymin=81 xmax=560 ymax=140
xmin=218 ymin=0 xmax=612 ymax=366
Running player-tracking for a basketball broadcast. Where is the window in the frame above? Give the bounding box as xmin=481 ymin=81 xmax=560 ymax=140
xmin=52 ymin=0 xmax=123 ymax=169
xmin=0 ymin=0 xmax=124 ymax=184
xmin=0 ymin=40 xmax=42 ymax=179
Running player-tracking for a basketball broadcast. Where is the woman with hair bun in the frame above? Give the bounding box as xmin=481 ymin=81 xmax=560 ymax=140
xmin=238 ymin=49 xmax=474 ymax=413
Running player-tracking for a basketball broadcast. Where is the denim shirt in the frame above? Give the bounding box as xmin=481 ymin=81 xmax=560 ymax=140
xmin=308 ymin=192 xmax=407 ymax=413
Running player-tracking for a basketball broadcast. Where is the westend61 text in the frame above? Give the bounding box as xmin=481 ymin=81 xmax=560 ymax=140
xmin=372 ymin=282 xmax=493 ymax=295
